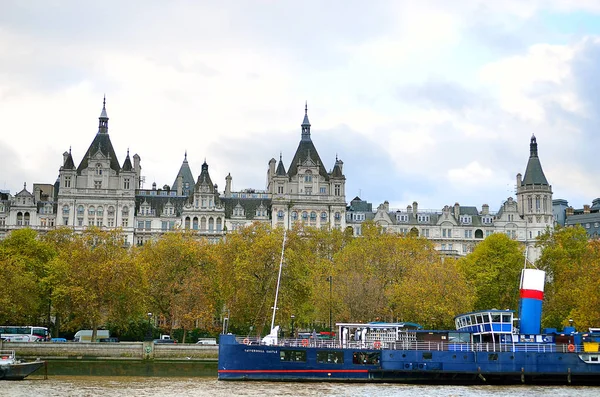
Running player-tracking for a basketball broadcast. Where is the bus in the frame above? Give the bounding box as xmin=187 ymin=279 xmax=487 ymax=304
xmin=0 ymin=326 xmax=49 ymax=342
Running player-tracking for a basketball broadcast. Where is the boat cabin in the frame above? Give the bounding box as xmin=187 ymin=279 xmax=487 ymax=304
xmin=454 ymin=310 xmax=514 ymax=344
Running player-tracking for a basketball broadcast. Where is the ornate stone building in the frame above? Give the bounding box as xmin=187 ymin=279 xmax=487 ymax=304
xmin=346 ymin=135 xmax=553 ymax=262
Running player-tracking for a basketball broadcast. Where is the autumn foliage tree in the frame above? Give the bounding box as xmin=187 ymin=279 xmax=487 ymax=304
xmin=46 ymin=227 xmax=146 ymax=341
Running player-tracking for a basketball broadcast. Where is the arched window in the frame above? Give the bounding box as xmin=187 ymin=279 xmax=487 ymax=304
xmin=320 ymin=212 xmax=327 ymax=220
xmin=277 ymin=210 xmax=284 ymax=219
xmin=193 ymin=217 xmax=198 ymax=230
xmin=122 ymin=206 xmax=129 ymax=216
xmin=209 ymin=217 xmax=214 ymax=232
xmin=62 ymin=205 xmax=70 ymax=215
xmin=201 ymin=217 xmax=207 ymax=231
xmin=304 ymin=170 xmax=313 ymax=183
xmin=302 ymin=211 xmax=308 ymax=220
xmin=292 ymin=211 xmax=298 ymax=220
xmin=77 ymin=205 xmax=84 ymax=215
xmin=185 ymin=217 xmax=191 ymax=229
xmin=88 ymin=206 xmax=96 ymax=216
xmin=335 ymin=212 xmax=341 ymax=220
xmin=310 ymin=211 xmax=316 ymax=220
xmin=97 ymin=206 xmax=104 ymax=217
xmin=216 ymin=218 xmax=222 ymax=231
xmin=107 ymin=206 xmax=115 ymax=216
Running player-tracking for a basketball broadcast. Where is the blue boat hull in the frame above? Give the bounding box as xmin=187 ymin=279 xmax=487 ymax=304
xmin=218 ymin=337 xmax=600 ymax=385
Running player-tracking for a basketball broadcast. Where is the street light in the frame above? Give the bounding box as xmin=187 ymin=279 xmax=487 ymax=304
xmin=326 ymin=276 xmax=332 ymax=338
xmin=146 ymin=312 xmax=153 ymax=341
xmin=291 ymin=315 xmax=295 ymax=338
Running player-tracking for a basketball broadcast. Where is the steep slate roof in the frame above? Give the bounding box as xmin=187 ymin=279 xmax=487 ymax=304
xmin=63 ymin=150 xmax=76 ymax=169
xmin=522 ymin=135 xmax=549 ymax=186
xmin=195 ymin=161 xmax=214 ymax=189
xmin=287 ymin=105 xmax=329 ymax=180
xmin=220 ymin=197 xmax=273 ymax=220
xmin=331 ymin=162 xmax=344 ymax=178
xmin=276 ymin=155 xmax=287 ymax=176
xmin=135 ymin=194 xmax=189 ymax=217
xmin=172 ymin=152 xmax=195 ymax=194
xmin=77 ymin=101 xmax=121 ymax=174
xmin=122 ymin=151 xmax=133 ymax=171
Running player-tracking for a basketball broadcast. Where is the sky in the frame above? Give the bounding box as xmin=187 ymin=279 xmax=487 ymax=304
xmin=2 ymin=0 xmax=600 ymax=213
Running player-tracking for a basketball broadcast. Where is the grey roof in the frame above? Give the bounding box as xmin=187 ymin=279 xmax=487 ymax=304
xmin=76 ymin=132 xmax=121 ymax=174
xmin=331 ymin=161 xmax=344 ymax=178
xmin=220 ymin=197 xmax=272 ymax=220
xmin=522 ymin=135 xmax=549 ymax=186
xmin=172 ymin=153 xmax=195 ymax=195
xmin=122 ymin=152 xmax=133 ymax=171
xmin=460 ymin=206 xmax=479 ymax=216
xmin=63 ymin=150 xmax=75 ymax=169
xmin=276 ymin=155 xmax=287 ymax=176
xmin=135 ymin=194 xmax=189 ymax=217
xmin=287 ymin=104 xmax=330 ymax=180
xmin=195 ymin=161 xmax=214 ymax=190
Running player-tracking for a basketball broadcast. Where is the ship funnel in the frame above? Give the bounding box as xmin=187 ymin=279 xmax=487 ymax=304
xmin=518 ymin=269 xmax=545 ymax=334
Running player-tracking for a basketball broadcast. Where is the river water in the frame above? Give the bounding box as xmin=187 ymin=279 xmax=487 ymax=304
xmin=3 ymin=377 xmax=599 ymax=397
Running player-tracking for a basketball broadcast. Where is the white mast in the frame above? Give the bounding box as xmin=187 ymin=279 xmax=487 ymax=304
xmin=270 ymin=230 xmax=287 ymax=331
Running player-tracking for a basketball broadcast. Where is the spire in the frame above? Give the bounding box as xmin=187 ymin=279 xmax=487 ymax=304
xmin=98 ymin=95 xmax=109 ymax=133
xmin=301 ymin=101 xmax=311 ymax=141
xmin=184 ymin=150 xmax=188 ymax=162
xmin=522 ymin=135 xmax=548 ymax=185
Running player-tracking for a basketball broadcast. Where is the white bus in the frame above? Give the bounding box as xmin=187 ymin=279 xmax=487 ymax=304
xmin=0 ymin=326 xmax=49 ymax=342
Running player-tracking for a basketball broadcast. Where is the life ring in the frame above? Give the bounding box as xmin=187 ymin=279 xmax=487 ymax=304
xmin=568 ymin=343 xmax=575 ymax=352
xmin=301 ymin=339 xmax=309 ymax=347
xmin=374 ymin=341 xmax=381 ymax=349
xmin=243 ymin=338 xmax=250 ymax=345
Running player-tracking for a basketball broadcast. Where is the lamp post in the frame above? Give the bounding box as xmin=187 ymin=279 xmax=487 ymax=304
xmin=291 ymin=315 xmax=295 ymax=339
xmin=326 ymin=276 xmax=332 ymax=338
xmin=146 ymin=312 xmax=153 ymax=341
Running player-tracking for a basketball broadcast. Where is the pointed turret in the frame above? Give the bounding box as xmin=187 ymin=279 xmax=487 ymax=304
xmin=122 ymin=149 xmax=133 ymax=171
xmin=99 ymin=95 xmax=108 ymax=134
xmin=77 ymin=97 xmax=121 ymax=174
xmin=521 ymin=135 xmax=549 ymax=186
xmin=287 ymin=103 xmax=329 ymax=180
xmin=301 ymin=101 xmax=311 ymax=141
xmin=196 ymin=160 xmax=215 ymax=190
xmin=276 ymin=153 xmax=287 ymax=176
xmin=63 ymin=148 xmax=75 ymax=169
xmin=172 ymin=151 xmax=195 ymax=196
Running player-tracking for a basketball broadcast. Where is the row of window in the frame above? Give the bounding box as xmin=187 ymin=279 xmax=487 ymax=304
xmin=63 ymin=175 xmax=132 ymax=190
xmin=279 ymin=350 xmax=380 ymax=365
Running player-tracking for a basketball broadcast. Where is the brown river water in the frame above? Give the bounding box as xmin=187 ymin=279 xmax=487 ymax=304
xmin=2 ymin=376 xmax=599 ymax=397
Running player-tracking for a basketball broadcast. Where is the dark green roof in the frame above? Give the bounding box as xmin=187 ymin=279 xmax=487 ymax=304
xmin=63 ymin=151 xmax=75 ymax=169
xmin=122 ymin=152 xmax=133 ymax=171
xmin=172 ymin=153 xmax=195 ymax=195
xmin=287 ymin=140 xmax=329 ymax=180
xmin=77 ymin=132 xmax=121 ymax=174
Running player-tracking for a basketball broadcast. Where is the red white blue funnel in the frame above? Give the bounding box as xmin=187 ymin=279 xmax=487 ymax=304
xmin=518 ymin=269 xmax=545 ymax=335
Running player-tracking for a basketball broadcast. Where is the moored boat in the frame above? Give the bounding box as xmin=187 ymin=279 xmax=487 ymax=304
xmin=218 ymin=268 xmax=600 ymax=385
xmin=0 ymin=350 xmax=45 ymax=380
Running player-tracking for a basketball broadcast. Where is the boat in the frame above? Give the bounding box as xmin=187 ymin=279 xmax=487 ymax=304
xmin=0 ymin=350 xmax=45 ymax=380
xmin=218 ymin=267 xmax=600 ymax=384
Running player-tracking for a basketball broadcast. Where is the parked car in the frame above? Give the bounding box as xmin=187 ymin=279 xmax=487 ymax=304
xmin=196 ymin=338 xmax=217 ymax=345
xmin=50 ymin=338 xmax=67 ymax=343
xmin=99 ymin=337 xmax=119 ymax=343
xmin=153 ymin=338 xmax=175 ymax=344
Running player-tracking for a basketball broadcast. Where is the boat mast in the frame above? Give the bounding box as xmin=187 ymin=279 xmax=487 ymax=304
xmin=270 ymin=230 xmax=287 ymax=331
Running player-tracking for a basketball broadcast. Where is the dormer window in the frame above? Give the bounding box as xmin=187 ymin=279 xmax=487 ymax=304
xmin=96 ymin=164 xmax=103 ymax=175
xmin=460 ymin=215 xmax=472 ymax=225
xmin=396 ymin=214 xmax=408 ymax=222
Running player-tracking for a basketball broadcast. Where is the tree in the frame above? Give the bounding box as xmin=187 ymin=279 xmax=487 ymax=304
xmin=457 ymin=233 xmax=524 ymax=311
xmin=136 ymin=230 xmax=216 ymax=339
xmin=390 ymin=257 xmax=474 ymax=329
xmin=0 ymin=228 xmax=55 ymax=325
xmin=536 ymin=226 xmax=600 ymax=329
xmin=47 ymin=227 xmax=145 ymax=341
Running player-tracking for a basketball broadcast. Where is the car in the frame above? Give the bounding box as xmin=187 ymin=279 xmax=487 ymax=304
xmin=99 ymin=337 xmax=119 ymax=343
xmin=196 ymin=338 xmax=217 ymax=345
xmin=51 ymin=337 xmax=67 ymax=343
xmin=153 ymin=338 xmax=175 ymax=344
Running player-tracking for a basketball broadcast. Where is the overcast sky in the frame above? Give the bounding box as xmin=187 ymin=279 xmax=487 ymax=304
xmin=2 ymin=0 xmax=600 ymax=212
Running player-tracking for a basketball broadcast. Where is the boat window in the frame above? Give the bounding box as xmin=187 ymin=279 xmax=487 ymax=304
xmin=591 ymin=356 xmax=599 ymax=362
xmin=488 ymin=353 xmax=498 ymax=361
xmin=317 ymin=350 xmax=344 ymax=364
xmin=280 ymin=350 xmax=307 ymax=362
xmin=352 ymin=352 xmax=380 ymax=365
xmin=502 ymin=314 xmax=512 ymax=323
xmin=422 ymin=352 xmax=432 ymax=360
xmin=491 ymin=314 xmax=501 ymax=323
xmin=470 ymin=315 xmax=476 ymax=325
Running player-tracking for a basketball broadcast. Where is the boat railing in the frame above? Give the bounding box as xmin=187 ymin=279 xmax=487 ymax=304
xmin=235 ymin=337 xmax=582 ymax=353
